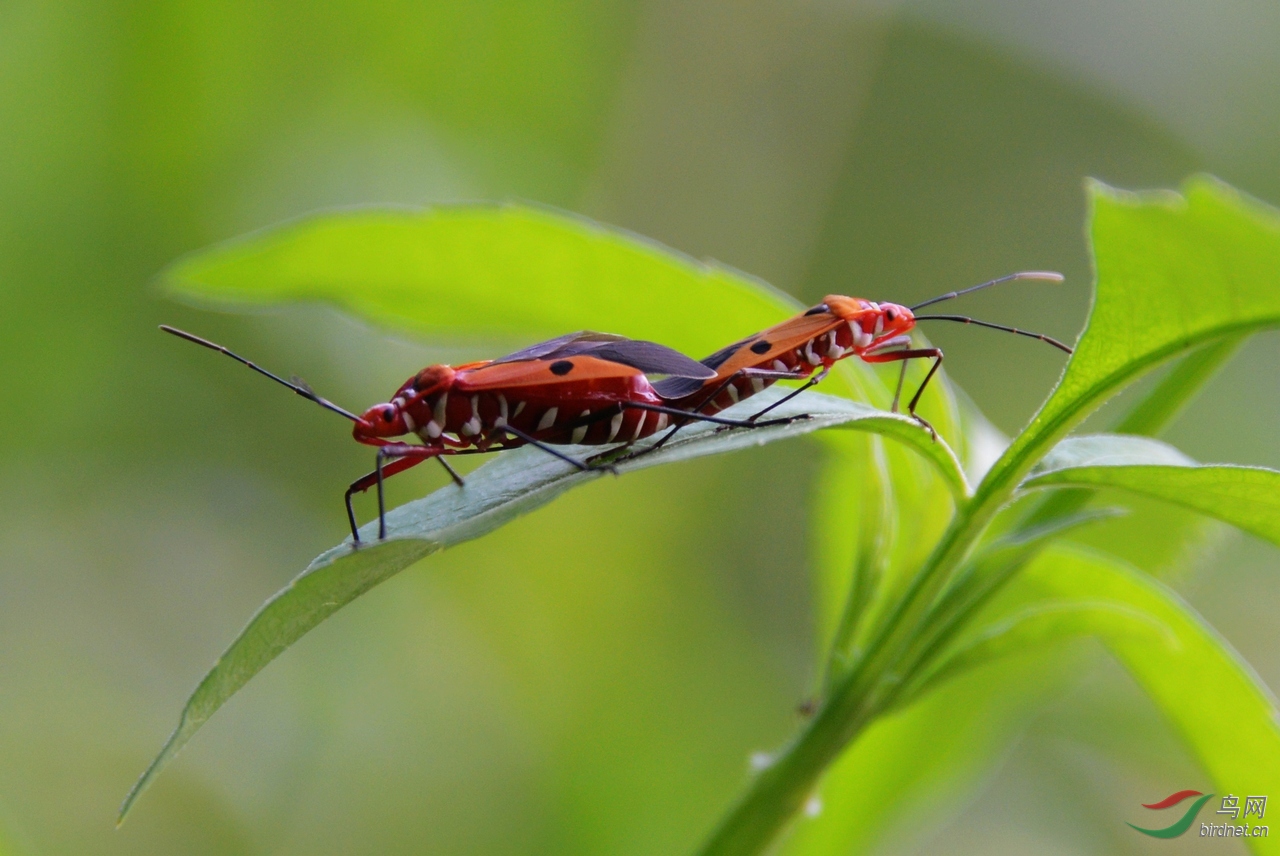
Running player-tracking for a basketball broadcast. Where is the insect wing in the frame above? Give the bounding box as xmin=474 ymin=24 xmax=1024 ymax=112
xmin=491 ymin=331 xmax=629 ymax=364
xmin=701 ymin=313 xmax=840 ymax=378
xmin=453 ymin=355 xmax=643 ymax=391
xmin=582 ymin=339 xmax=715 ymax=379
xmin=491 ymin=331 xmax=713 ymax=379
xmin=651 ymin=374 xmax=708 ymax=400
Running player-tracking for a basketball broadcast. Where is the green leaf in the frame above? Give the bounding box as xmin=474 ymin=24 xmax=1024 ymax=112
xmin=776 ymin=650 xmax=1072 ymax=856
xmin=1110 ymin=335 xmax=1245 ymax=436
xmin=163 ymin=203 xmax=802 ymax=359
xmin=900 ymin=601 xmax=1173 ymax=706
xmin=1015 ymin=544 xmax=1280 ymax=851
xmin=1028 ymin=433 xmax=1195 ymax=470
xmin=1024 ymin=434 xmax=1280 ymax=548
xmin=976 ymin=175 xmax=1280 ymax=510
xmin=820 ymin=541 xmax=1280 ymax=854
xmin=896 ymin=506 xmax=1126 ymax=685
xmin=120 ymin=388 xmax=965 ymax=822
xmin=698 ymin=176 xmax=1280 ymax=856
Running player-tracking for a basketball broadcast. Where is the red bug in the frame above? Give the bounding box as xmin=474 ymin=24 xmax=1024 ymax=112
xmin=647 ymin=271 xmax=1072 ymax=443
xmin=161 ymin=327 xmax=802 ymax=543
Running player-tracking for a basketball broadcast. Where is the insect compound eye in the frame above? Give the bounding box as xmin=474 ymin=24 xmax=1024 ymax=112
xmin=885 ymin=309 xmax=896 ymax=323
xmin=382 ymin=407 xmax=396 ymax=422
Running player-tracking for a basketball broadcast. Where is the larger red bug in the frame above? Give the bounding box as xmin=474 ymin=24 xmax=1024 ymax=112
xmin=161 ymin=327 xmax=802 ymax=542
xmin=645 ymin=271 xmax=1072 ymax=446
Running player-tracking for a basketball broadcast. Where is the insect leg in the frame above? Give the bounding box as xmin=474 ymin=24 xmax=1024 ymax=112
xmin=436 ymin=456 xmax=465 ymax=487
xmin=627 ymin=374 xmax=747 ymax=458
xmin=626 ymin=366 xmax=812 ymax=458
xmin=891 ymin=361 xmax=908 ymax=413
xmin=744 ymin=367 xmax=827 ymax=421
xmin=345 ymin=445 xmax=443 ymax=542
xmin=860 ymin=348 xmax=944 ymax=440
xmin=862 ymin=334 xmax=914 ymax=414
xmin=492 ymin=424 xmax=616 ymax=475
xmin=622 ymin=401 xmax=807 ymax=430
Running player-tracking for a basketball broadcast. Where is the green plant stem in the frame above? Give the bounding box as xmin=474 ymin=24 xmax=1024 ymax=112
xmin=697 ymin=357 xmax=1172 ymax=856
xmin=697 ymin=496 xmax=996 ymax=856
xmin=698 ymin=657 xmax=881 ymax=856
xmin=697 ymin=327 xmax=1248 ymax=856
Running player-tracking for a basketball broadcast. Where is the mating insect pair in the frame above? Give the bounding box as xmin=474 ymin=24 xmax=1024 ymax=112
xmin=165 ymin=271 xmax=1070 ymax=543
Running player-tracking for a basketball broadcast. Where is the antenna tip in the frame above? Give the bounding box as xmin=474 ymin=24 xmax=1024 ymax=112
xmin=159 ymin=324 xmax=221 ymax=350
xmin=1016 ymin=271 xmax=1065 ymax=283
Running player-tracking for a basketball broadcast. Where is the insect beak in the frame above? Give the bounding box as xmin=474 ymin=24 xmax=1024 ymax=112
xmin=353 ymin=403 xmax=405 ymax=443
xmin=352 ymin=416 xmax=378 ymax=443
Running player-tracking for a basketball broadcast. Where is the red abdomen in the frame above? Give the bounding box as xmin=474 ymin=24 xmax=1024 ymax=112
xmin=404 ymin=372 xmax=670 ymax=450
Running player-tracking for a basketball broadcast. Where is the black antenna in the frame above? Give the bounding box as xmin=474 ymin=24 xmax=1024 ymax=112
xmin=161 ymin=325 xmax=361 ymax=421
xmin=910 ymin=271 xmax=1063 ymax=311
xmin=913 ymin=314 xmax=1073 ymax=353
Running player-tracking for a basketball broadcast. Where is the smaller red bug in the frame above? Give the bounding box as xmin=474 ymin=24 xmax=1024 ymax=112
xmin=162 ymin=326 xmax=804 ymax=542
xmin=638 ymin=271 xmax=1071 ymax=450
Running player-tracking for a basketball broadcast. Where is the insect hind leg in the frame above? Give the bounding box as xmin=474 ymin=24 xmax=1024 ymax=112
xmin=493 ymin=424 xmax=619 ymax=477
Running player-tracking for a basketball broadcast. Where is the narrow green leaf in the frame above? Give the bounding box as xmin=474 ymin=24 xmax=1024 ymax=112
xmin=1022 ymin=333 xmax=1243 ymax=531
xmin=120 ymin=388 xmax=964 ymax=822
xmin=703 ymin=177 xmax=1280 ymax=856
xmin=819 ymin=437 xmax=895 ymax=691
xmin=162 ymin=204 xmax=802 ymax=359
xmin=1024 ymin=434 xmax=1280 ymax=548
xmin=1017 ymin=545 xmax=1280 ymax=850
xmin=976 ymin=176 xmax=1280 ymax=513
xmin=1112 ymin=335 xmax=1245 ymax=436
xmin=1029 ymin=433 xmax=1195 ymax=470
xmin=899 ymin=601 xmax=1173 ymax=707
xmin=893 ymin=506 xmax=1127 ymax=696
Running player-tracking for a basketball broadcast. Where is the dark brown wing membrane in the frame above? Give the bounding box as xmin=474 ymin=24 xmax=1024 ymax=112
xmin=582 ymin=340 xmax=715 ymax=379
xmin=492 ymin=331 xmax=628 ymax=363
xmin=493 ymin=331 xmax=714 ymax=379
xmin=652 ymin=374 xmax=709 ymax=399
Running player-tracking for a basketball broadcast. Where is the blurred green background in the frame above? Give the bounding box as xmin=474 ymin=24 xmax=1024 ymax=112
xmin=1 ymin=2 xmax=1278 ymax=853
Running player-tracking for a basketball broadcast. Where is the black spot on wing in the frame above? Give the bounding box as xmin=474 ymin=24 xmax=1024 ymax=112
xmin=698 ymin=336 xmax=752 ymax=371
xmin=549 ymin=360 xmax=574 ymax=376
xmin=804 ymin=304 xmax=830 ymax=316
xmin=750 ymin=340 xmax=772 ymax=354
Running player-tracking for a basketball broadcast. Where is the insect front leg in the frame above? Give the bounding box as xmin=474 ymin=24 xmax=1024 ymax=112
xmin=345 ymin=444 xmax=447 ymax=543
xmin=860 ymin=347 xmax=944 ymax=440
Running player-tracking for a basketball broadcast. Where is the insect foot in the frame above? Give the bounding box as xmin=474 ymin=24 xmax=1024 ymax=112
xmin=913 ymin=414 xmax=938 ymax=442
